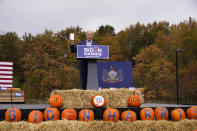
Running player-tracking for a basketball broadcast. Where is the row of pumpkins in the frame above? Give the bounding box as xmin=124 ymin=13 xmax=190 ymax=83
xmin=4 ymin=106 xmax=197 ymax=123
xmin=3 ymin=94 xmax=197 ymax=124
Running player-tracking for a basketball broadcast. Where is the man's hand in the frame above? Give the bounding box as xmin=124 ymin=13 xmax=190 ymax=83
xmin=70 ymin=40 xmax=74 ymax=45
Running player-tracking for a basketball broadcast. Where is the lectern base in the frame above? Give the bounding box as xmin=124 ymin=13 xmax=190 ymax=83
xmin=87 ymin=61 xmax=99 ymax=90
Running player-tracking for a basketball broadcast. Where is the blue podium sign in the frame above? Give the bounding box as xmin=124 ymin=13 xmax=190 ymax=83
xmin=77 ymin=45 xmax=109 ymax=59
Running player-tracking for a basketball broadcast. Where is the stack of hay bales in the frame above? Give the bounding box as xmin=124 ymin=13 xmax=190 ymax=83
xmin=51 ymin=88 xmax=141 ymax=108
xmin=0 ymin=88 xmax=25 ymax=103
xmin=0 ymin=119 xmax=197 ymax=131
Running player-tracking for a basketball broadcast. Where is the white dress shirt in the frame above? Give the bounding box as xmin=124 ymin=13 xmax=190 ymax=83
xmin=86 ymin=40 xmax=92 ymax=46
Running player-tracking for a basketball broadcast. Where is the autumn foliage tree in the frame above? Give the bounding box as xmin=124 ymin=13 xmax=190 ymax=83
xmin=133 ymin=18 xmax=197 ymax=103
xmin=19 ymin=30 xmax=80 ymax=98
xmin=133 ymin=45 xmax=175 ymax=99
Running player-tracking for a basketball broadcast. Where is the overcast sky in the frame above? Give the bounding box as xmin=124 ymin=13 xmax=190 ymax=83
xmin=0 ymin=0 xmax=197 ymax=36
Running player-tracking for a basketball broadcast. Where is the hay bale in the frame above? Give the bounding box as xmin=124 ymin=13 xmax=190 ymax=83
xmin=52 ymin=89 xmax=140 ymax=108
xmin=0 ymin=120 xmax=196 ymax=131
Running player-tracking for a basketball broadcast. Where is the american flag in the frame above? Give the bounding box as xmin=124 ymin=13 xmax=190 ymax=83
xmin=0 ymin=61 xmax=13 ymax=88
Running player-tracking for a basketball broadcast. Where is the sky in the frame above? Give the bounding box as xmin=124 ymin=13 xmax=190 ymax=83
xmin=0 ymin=0 xmax=197 ymax=36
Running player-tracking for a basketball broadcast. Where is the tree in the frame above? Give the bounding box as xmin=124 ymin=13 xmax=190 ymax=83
xmin=96 ymin=25 xmax=115 ymax=36
xmin=56 ymin=26 xmax=83 ymax=42
xmin=133 ymin=45 xmax=175 ymax=99
xmin=56 ymin=26 xmax=85 ymax=67
xmin=96 ymin=34 xmax=124 ymax=61
xmin=179 ymin=62 xmax=197 ymax=103
xmin=20 ymin=30 xmax=80 ymax=99
xmin=117 ymin=21 xmax=170 ymax=62
xmin=0 ymin=32 xmax=19 ymax=62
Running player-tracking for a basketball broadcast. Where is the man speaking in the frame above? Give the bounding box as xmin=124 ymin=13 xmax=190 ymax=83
xmin=70 ymin=30 xmax=98 ymax=90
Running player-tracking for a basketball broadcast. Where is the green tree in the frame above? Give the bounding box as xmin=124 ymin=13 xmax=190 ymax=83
xmin=117 ymin=21 xmax=170 ymax=62
xmin=96 ymin=25 xmax=115 ymax=36
xmin=0 ymin=32 xmax=19 ymax=62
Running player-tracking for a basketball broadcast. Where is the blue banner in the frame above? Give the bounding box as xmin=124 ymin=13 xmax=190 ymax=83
xmin=77 ymin=45 xmax=109 ymax=59
xmin=97 ymin=62 xmax=132 ymax=88
xmin=14 ymin=92 xmax=22 ymax=97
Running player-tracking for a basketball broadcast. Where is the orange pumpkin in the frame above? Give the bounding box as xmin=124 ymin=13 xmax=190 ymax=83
xmin=171 ymin=108 xmax=185 ymax=121
xmin=78 ymin=109 xmax=94 ymax=122
xmin=128 ymin=95 xmax=141 ymax=107
xmin=140 ymin=108 xmax=154 ymax=120
xmin=121 ymin=111 xmax=137 ymax=122
xmin=91 ymin=95 xmax=106 ymax=107
xmin=61 ymin=109 xmax=77 ymax=120
xmin=5 ymin=108 xmax=22 ymax=122
xmin=103 ymin=108 xmax=120 ymax=122
xmin=44 ymin=108 xmax=60 ymax=121
xmin=48 ymin=94 xmax=63 ymax=108
xmin=28 ymin=110 xmax=43 ymax=124
xmin=186 ymin=106 xmax=197 ymax=119
xmin=154 ymin=107 xmax=169 ymax=120
xmin=186 ymin=107 xmax=192 ymax=118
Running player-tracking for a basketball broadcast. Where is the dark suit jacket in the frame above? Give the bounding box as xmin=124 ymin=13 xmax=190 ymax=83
xmin=70 ymin=40 xmax=98 ymax=73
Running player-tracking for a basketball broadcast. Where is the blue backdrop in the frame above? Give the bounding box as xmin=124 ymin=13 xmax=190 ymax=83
xmin=97 ymin=62 xmax=132 ymax=88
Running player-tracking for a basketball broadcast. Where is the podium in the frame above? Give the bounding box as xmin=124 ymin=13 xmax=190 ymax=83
xmin=77 ymin=45 xmax=109 ymax=90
